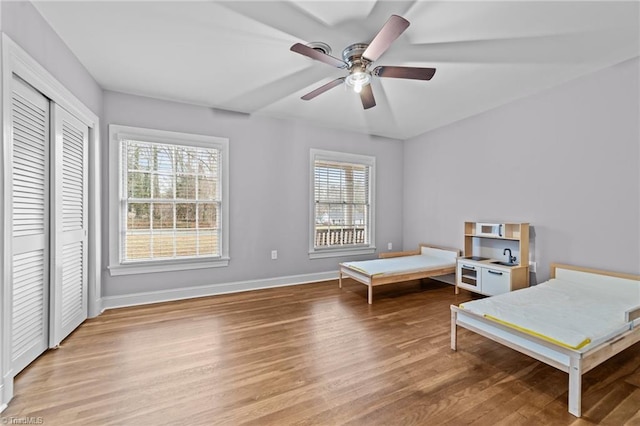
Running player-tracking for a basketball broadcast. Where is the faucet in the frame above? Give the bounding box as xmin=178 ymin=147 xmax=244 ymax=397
xmin=503 ymin=248 xmax=516 ymax=264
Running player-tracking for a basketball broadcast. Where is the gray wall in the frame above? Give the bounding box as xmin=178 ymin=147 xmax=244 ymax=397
xmin=403 ymin=58 xmax=640 ymax=282
xmin=1 ymin=1 xmax=103 ymax=116
xmin=102 ymin=91 xmax=404 ymax=297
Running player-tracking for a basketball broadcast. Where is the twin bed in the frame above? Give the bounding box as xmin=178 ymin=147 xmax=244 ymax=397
xmin=339 ymin=244 xmax=460 ymax=304
xmin=451 ymin=263 xmax=640 ymax=417
xmin=338 ymin=246 xmax=639 ymax=417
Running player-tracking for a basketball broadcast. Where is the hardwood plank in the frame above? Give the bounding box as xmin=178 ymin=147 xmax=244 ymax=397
xmin=624 ymin=409 xmax=640 ymax=426
xmin=2 ymin=279 xmax=639 ymax=425
xmin=624 ymin=368 xmax=640 ymax=388
xmin=600 ymin=388 xmax=640 ymax=426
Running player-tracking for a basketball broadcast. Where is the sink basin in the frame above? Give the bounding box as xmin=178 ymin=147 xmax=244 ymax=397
xmin=491 ymin=261 xmax=518 ymax=267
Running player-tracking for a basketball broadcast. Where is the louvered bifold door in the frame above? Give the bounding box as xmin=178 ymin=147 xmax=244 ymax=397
xmin=49 ymin=104 xmax=89 ymax=347
xmin=10 ymin=77 xmax=50 ymax=374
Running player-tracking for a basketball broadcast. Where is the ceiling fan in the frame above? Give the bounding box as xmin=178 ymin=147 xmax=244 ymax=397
xmin=290 ymin=15 xmax=436 ymax=110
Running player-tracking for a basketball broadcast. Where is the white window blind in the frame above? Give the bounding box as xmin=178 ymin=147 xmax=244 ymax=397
xmin=312 ymin=152 xmax=374 ymax=253
xmin=120 ymin=139 xmax=222 ymax=262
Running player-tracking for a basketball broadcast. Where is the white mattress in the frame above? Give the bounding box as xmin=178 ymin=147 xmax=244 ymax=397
xmin=341 ymin=253 xmax=454 ymax=277
xmin=460 ymin=277 xmax=640 ymax=351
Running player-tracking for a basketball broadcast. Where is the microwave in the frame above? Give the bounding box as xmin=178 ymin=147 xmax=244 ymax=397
xmin=476 ymin=222 xmax=504 ymax=237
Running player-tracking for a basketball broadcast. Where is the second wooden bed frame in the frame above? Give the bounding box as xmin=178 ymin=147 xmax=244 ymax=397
xmin=339 ymin=244 xmax=460 ymax=304
xmin=451 ymin=263 xmax=640 ymax=417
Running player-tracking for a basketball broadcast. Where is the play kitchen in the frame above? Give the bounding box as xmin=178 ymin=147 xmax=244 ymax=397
xmin=456 ymin=222 xmax=530 ymax=296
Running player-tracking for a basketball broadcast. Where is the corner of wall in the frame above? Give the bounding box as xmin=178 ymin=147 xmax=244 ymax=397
xmin=0 ymin=26 xmax=9 ymax=415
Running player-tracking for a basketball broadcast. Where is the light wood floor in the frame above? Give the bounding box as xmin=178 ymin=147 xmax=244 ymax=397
xmin=3 ymin=279 xmax=640 ymax=425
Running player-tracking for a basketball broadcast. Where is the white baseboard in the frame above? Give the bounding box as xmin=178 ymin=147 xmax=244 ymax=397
xmin=1 ymin=372 xmax=13 ymax=413
xmin=102 ymin=271 xmax=339 ymax=310
xmin=88 ymin=298 xmax=103 ymax=318
xmin=0 ymin=382 xmax=5 ymax=413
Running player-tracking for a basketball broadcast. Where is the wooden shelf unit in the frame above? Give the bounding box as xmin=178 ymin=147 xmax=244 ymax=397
xmin=463 ymin=222 xmax=529 ymax=264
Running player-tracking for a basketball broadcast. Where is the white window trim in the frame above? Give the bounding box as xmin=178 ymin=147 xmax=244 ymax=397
xmin=309 ymin=149 xmax=376 ymax=259
xmin=108 ymin=125 xmax=230 ymax=275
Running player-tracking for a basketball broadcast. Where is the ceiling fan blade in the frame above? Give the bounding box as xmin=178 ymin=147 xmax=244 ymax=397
xmin=224 ymin=66 xmax=336 ymax=112
xmin=373 ymin=66 xmax=436 ymax=80
xmin=360 ymin=84 xmax=376 ymax=110
xmin=301 ymin=77 xmax=346 ymax=100
xmin=291 ymin=43 xmax=348 ymax=69
xmin=362 ymin=15 xmax=410 ymax=62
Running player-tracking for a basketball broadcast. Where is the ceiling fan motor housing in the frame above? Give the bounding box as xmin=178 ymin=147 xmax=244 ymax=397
xmin=342 ymin=43 xmax=370 ymax=71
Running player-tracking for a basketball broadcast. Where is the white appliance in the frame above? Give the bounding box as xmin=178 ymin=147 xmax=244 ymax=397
xmin=475 ymin=223 xmax=505 ymax=238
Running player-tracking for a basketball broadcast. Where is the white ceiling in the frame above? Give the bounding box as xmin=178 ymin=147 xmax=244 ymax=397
xmin=33 ymin=1 xmax=639 ymax=140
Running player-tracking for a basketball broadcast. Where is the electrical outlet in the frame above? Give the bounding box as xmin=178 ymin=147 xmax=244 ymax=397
xmin=271 ymin=250 xmax=278 ymax=260
xmin=387 ymin=242 xmax=393 ymax=251
xmin=529 ymin=261 xmax=537 ymax=273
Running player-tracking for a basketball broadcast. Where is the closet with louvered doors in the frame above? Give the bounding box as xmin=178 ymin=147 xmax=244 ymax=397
xmin=9 ymin=76 xmax=89 ymax=375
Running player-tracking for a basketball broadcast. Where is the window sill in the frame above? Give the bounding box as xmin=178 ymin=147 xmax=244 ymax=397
xmin=308 ymin=247 xmax=376 ymax=260
xmin=108 ymin=257 xmax=230 ymax=276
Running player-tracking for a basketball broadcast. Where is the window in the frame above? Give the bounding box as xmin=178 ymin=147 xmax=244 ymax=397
xmin=108 ymin=125 xmax=229 ymax=275
xmin=309 ymin=149 xmax=375 ymax=259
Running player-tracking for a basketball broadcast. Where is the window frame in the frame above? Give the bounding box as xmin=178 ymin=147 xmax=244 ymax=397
xmin=108 ymin=124 xmax=229 ymax=276
xmin=309 ymin=149 xmax=376 ymax=259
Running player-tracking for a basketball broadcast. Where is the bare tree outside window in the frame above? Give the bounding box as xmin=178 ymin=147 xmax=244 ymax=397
xmin=123 ymin=140 xmax=221 ymax=262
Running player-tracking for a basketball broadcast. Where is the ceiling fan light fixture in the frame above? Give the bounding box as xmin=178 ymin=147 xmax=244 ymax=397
xmin=345 ymin=71 xmax=371 ymax=93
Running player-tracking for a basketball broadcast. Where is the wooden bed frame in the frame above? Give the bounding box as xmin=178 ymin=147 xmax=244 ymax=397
xmin=451 ymin=263 xmax=640 ymax=417
xmin=339 ymin=244 xmax=460 ymax=304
